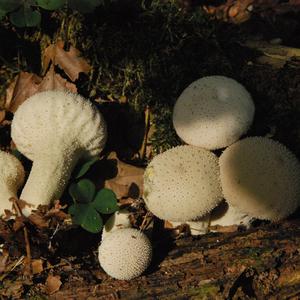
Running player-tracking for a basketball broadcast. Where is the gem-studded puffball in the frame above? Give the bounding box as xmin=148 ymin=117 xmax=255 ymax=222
xmin=173 ymin=76 xmax=255 ymax=150
xmin=0 ymin=151 xmax=25 ymax=215
xmin=11 ymin=90 xmax=107 ymax=215
xmin=220 ymin=137 xmax=300 ymax=221
xmin=98 ymin=228 xmax=152 ymax=280
xmin=143 ymin=145 xmax=222 ymax=222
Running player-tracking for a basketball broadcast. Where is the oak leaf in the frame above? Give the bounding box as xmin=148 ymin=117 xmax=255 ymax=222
xmin=43 ymin=40 xmax=91 ymax=81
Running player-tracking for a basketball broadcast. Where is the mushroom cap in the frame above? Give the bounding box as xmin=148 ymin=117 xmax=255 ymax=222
xmin=143 ymin=145 xmax=222 ymax=222
xmin=98 ymin=228 xmax=152 ymax=280
xmin=0 ymin=151 xmax=25 ymax=189
xmin=220 ymin=137 xmax=300 ymax=221
xmin=172 ymin=76 xmax=255 ymax=150
xmin=11 ymin=90 xmax=107 ymax=160
xmin=0 ymin=151 xmax=25 ymax=213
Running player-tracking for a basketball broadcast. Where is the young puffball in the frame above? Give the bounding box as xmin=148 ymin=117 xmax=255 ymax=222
xmin=173 ymin=76 xmax=255 ymax=150
xmin=143 ymin=145 xmax=222 ymax=222
xmin=220 ymin=137 xmax=300 ymax=221
xmin=11 ymin=90 xmax=107 ymax=216
xmin=98 ymin=228 xmax=152 ymax=280
xmin=0 ymin=151 xmax=25 ymax=215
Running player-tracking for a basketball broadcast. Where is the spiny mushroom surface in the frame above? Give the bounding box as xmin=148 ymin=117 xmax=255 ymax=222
xmin=0 ymin=151 xmax=25 ymax=215
xmin=98 ymin=228 xmax=152 ymax=280
xmin=220 ymin=137 xmax=300 ymax=221
xmin=143 ymin=145 xmax=222 ymax=222
xmin=172 ymin=76 xmax=255 ymax=150
xmin=11 ymin=90 xmax=106 ymax=216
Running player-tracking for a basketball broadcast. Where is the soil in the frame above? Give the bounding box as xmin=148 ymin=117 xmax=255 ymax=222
xmin=0 ymin=1 xmax=300 ymax=299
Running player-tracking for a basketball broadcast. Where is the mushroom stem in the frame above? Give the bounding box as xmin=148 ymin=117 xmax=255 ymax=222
xmin=20 ymin=146 xmax=81 ymax=216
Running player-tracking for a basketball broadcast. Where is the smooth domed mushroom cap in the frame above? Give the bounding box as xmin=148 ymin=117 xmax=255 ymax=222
xmin=0 ymin=151 xmax=25 ymax=214
xmin=143 ymin=145 xmax=222 ymax=222
xmin=173 ymin=76 xmax=255 ymax=150
xmin=98 ymin=228 xmax=152 ymax=280
xmin=11 ymin=90 xmax=106 ymax=160
xmin=220 ymin=137 xmax=300 ymax=221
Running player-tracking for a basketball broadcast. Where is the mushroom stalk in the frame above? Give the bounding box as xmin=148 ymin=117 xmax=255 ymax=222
xmin=20 ymin=146 xmax=81 ymax=216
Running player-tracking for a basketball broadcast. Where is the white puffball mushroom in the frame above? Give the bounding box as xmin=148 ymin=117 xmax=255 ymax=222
xmin=0 ymin=151 xmax=25 ymax=215
xmin=98 ymin=228 xmax=152 ymax=280
xmin=173 ymin=76 xmax=255 ymax=150
xmin=11 ymin=90 xmax=107 ymax=216
xmin=143 ymin=145 xmax=222 ymax=222
xmin=102 ymin=209 xmax=132 ymax=240
xmin=220 ymin=137 xmax=300 ymax=221
xmin=209 ymin=201 xmax=252 ymax=229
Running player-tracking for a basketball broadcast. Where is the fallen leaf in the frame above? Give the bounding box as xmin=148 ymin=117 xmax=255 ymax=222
xmin=5 ymin=72 xmax=42 ymax=113
xmin=37 ymin=65 xmax=77 ymax=93
xmin=32 ymin=259 xmax=44 ymax=275
xmin=0 ymin=250 xmax=9 ymax=273
xmin=105 ymin=152 xmax=144 ymax=199
xmin=28 ymin=213 xmax=50 ymax=229
xmin=0 ymin=110 xmax=5 ymax=124
xmin=43 ymin=40 xmax=91 ymax=81
xmin=45 ymin=274 xmax=62 ymax=295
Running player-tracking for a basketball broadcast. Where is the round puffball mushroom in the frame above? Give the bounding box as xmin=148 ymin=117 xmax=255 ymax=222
xmin=0 ymin=151 xmax=25 ymax=215
xmin=173 ymin=76 xmax=255 ymax=150
xmin=102 ymin=209 xmax=132 ymax=240
xmin=220 ymin=137 xmax=300 ymax=221
xmin=98 ymin=228 xmax=152 ymax=280
xmin=11 ymin=90 xmax=107 ymax=216
xmin=143 ymin=145 xmax=222 ymax=222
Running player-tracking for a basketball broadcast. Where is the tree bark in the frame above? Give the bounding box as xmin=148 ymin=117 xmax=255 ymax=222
xmin=51 ymin=220 xmax=300 ymax=299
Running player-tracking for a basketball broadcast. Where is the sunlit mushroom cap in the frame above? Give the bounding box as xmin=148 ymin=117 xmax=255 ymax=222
xmin=173 ymin=76 xmax=255 ymax=150
xmin=220 ymin=137 xmax=300 ymax=220
xmin=144 ymin=145 xmax=222 ymax=222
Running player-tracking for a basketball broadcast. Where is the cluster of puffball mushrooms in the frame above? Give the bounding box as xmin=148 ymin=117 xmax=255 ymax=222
xmin=1 ymin=75 xmax=300 ymax=281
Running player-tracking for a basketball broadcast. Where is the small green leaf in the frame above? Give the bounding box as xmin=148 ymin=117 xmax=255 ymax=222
xmin=10 ymin=5 xmax=41 ymax=27
xmin=0 ymin=0 xmax=22 ymax=12
xmin=69 ymin=179 xmax=95 ymax=203
xmin=68 ymin=203 xmax=103 ymax=233
xmin=93 ymin=188 xmax=118 ymax=214
xmin=75 ymin=157 xmax=99 ymax=179
xmin=36 ymin=0 xmax=65 ymax=10
xmin=68 ymin=0 xmax=103 ymax=13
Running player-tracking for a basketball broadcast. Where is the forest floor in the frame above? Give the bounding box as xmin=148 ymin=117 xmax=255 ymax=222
xmin=0 ymin=1 xmax=300 ymax=299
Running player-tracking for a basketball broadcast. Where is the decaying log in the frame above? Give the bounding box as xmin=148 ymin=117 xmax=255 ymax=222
xmin=52 ymin=220 xmax=300 ymax=299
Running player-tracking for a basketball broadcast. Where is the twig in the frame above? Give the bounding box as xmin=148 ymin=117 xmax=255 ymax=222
xmin=139 ymin=106 xmax=151 ymax=160
xmin=11 ymin=198 xmax=32 ymax=276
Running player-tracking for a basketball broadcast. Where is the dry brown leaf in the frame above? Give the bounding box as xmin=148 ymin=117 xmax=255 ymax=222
xmin=5 ymin=72 xmax=42 ymax=113
xmin=0 ymin=110 xmax=6 ymax=124
xmin=46 ymin=274 xmax=62 ymax=295
xmin=37 ymin=65 xmax=77 ymax=93
xmin=43 ymin=40 xmax=91 ymax=82
xmin=32 ymin=259 xmax=44 ymax=275
xmin=105 ymin=152 xmax=144 ymax=199
xmin=0 ymin=251 xmax=9 ymax=273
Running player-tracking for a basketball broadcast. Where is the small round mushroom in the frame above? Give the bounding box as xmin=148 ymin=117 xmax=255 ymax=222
xmin=143 ymin=145 xmax=222 ymax=222
xmin=98 ymin=228 xmax=152 ymax=280
xmin=0 ymin=151 xmax=25 ymax=215
xmin=220 ymin=137 xmax=300 ymax=221
xmin=102 ymin=209 xmax=132 ymax=240
xmin=11 ymin=90 xmax=107 ymax=215
xmin=173 ymin=76 xmax=255 ymax=150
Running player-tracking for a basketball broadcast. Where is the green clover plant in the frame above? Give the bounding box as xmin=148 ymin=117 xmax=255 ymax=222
xmin=0 ymin=0 xmax=104 ymax=27
xmin=68 ymin=179 xmax=118 ymax=233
